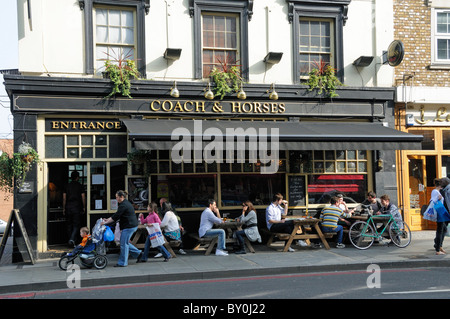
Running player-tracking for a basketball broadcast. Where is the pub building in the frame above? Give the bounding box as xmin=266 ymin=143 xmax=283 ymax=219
xmin=3 ymin=0 xmax=422 ymax=261
xmin=4 ymin=76 xmax=422 ymax=261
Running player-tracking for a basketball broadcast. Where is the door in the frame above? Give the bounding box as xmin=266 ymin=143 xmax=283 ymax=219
xmin=47 ymin=163 xmax=87 ymax=247
xmin=407 ymin=155 xmax=437 ymax=230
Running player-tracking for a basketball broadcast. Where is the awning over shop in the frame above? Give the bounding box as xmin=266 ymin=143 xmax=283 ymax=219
xmin=122 ymin=119 xmax=423 ymax=151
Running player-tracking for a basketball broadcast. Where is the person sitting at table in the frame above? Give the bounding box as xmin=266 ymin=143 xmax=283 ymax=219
xmin=354 ymin=191 xmax=383 ymax=215
xmin=379 ymin=194 xmax=403 ymax=241
xmin=266 ymin=193 xmax=299 ymax=252
xmin=160 ymin=201 xmax=187 ymax=255
xmin=198 ymin=199 xmax=228 ymax=256
xmin=233 ymin=200 xmax=262 ymax=254
xmin=138 ymin=201 xmax=172 ymax=262
xmin=320 ymin=196 xmax=352 ymax=249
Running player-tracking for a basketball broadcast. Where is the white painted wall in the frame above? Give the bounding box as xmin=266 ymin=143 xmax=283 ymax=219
xmin=17 ymin=0 xmax=396 ymax=87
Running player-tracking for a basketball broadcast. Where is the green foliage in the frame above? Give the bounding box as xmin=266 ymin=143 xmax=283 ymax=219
xmin=0 ymin=142 xmax=40 ymax=195
xmin=104 ymin=59 xmax=140 ymax=99
xmin=306 ymin=60 xmax=343 ymax=98
xmin=210 ymin=65 xmax=243 ymax=100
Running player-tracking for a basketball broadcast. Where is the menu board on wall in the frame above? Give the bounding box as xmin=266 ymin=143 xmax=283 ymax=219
xmin=126 ymin=176 xmax=149 ymax=212
xmin=288 ymin=175 xmax=306 ymax=207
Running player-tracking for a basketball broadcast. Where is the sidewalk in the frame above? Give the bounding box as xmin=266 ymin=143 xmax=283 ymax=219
xmin=0 ymin=231 xmax=449 ymax=295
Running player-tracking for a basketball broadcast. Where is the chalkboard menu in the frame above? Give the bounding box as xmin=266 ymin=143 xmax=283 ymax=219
xmin=288 ymin=175 xmax=306 ymax=207
xmin=126 ymin=176 xmax=149 ymax=211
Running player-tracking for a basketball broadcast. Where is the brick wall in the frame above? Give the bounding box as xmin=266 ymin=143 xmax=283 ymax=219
xmin=394 ymin=0 xmax=450 ymax=87
xmin=0 ymin=139 xmax=14 ymax=221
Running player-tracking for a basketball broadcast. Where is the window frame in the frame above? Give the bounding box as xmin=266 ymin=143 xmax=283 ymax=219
xmin=190 ymin=0 xmax=251 ymax=80
xmin=287 ymin=0 xmax=349 ymax=84
xmin=79 ymin=0 xmax=148 ymax=75
xmin=432 ymin=8 xmax=450 ymax=65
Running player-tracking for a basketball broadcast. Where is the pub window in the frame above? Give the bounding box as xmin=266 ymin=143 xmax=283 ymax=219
xmin=80 ymin=0 xmax=147 ymax=75
xmin=44 ymin=134 xmax=127 ymax=159
xmin=202 ymin=13 xmax=240 ymax=78
xmin=94 ymin=7 xmax=136 ymax=74
xmin=299 ymin=18 xmax=334 ymax=77
xmin=191 ymin=0 xmax=250 ymax=80
xmin=289 ymin=150 xmax=367 ymax=174
xmin=287 ymin=0 xmax=349 ymax=83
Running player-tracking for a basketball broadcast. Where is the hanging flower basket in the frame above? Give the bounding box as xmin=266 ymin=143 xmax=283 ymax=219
xmin=0 ymin=142 xmax=40 ymax=194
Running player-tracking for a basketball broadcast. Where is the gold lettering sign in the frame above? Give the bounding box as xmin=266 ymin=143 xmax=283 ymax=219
xmin=414 ymin=105 xmax=450 ymax=125
xmin=149 ymin=100 xmax=286 ymax=114
xmin=50 ymin=121 xmax=122 ymax=130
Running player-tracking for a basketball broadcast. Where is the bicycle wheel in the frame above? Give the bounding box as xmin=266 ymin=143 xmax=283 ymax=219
xmin=58 ymin=255 xmax=75 ymax=271
xmin=349 ymin=221 xmax=375 ymax=249
xmin=389 ymin=221 xmax=411 ymax=248
xmin=94 ymin=255 xmax=108 ymax=270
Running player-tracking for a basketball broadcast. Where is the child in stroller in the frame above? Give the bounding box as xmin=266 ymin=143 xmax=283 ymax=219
xmin=58 ymin=224 xmax=108 ymax=270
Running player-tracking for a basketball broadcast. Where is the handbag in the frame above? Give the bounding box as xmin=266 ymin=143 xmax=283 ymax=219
xmin=434 ymin=200 xmax=450 ymax=222
xmin=423 ymin=201 xmax=437 ymax=222
xmin=103 ymin=226 xmax=115 ymax=242
xmin=146 ymin=223 xmax=166 ymax=247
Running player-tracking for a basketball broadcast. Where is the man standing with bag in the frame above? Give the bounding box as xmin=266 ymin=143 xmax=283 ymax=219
xmin=434 ymin=178 xmax=450 ymax=254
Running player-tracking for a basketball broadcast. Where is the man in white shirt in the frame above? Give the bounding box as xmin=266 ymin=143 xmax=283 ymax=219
xmin=266 ymin=193 xmax=305 ymax=251
xmin=198 ymin=199 xmax=228 ymax=256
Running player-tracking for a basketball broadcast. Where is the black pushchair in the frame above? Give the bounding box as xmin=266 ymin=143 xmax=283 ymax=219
xmin=58 ymin=219 xmax=109 ymax=270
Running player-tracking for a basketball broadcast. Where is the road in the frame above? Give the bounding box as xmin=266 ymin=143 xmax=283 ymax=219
xmin=2 ymin=267 xmax=450 ymax=301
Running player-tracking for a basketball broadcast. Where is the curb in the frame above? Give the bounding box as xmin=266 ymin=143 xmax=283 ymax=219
xmin=1 ymin=257 xmax=449 ymax=295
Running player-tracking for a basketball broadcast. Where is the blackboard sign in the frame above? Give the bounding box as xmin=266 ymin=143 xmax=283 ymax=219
xmin=288 ymin=175 xmax=306 ymax=207
xmin=0 ymin=209 xmax=35 ymax=264
xmin=126 ymin=176 xmax=149 ymax=212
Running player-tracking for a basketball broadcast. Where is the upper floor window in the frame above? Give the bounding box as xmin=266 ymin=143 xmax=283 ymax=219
xmin=79 ymin=0 xmax=148 ymax=75
xmin=95 ymin=7 xmax=136 ymax=74
xmin=299 ymin=18 xmax=334 ymax=77
xmin=190 ymin=0 xmax=252 ymax=80
xmin=202 ymin=13 xmax=240 ymax=78
xmin=434 ymin=9 xmax=450 ymax=63
xmin=287 ymin=0 xmax=349 ymax=83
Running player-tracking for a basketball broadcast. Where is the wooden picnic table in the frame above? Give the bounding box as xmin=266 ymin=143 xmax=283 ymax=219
xmin=267 ymin=217 xmax=331 ymax=251
xmin=216 ymin=220 xmax=255 ymax=253
xmin=130 ymin=224 xmax=178 ymax=258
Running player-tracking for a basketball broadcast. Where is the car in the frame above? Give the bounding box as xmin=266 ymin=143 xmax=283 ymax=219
xmin=0 ymin=218 xmax=7 ymax=236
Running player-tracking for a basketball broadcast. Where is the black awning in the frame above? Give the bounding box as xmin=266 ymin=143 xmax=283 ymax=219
xmin=122 ymin=119 xmax=423 ymax=151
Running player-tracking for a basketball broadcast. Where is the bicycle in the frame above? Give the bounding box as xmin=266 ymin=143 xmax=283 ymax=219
xmin=349 ymin=213 xmax=411 ymax=250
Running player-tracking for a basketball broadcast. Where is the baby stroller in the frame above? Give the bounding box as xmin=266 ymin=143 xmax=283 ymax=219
xmin=58 ymin=219 xmax=109 ymax=270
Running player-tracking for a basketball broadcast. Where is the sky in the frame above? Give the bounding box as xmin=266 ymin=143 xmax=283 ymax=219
xmin=0 ymin=1 xmax=18 ymax=139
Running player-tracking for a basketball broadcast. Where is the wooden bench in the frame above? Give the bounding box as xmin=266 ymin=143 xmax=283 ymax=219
xmin=189 ymin=234 xmax=218 ymax=256
xmin=262 ymin=227 xmax=337 ymax=248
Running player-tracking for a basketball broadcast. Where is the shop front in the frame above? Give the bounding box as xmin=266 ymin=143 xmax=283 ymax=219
xmin=5 ymin=75 xmax=422 ymax=260
xmin=397 ymin=103 xmax=450 ymax=230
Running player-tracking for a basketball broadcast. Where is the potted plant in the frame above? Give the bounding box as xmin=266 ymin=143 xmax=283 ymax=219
xmin=209 ymin=56 xmax=243 ymax=100
xmin=306 ymin=60 xmax=343 ymax=98
xmin=0 ymin=142 xmax=40 ymax=194
xmin=103 ymin=49 xmax=141 ymax=99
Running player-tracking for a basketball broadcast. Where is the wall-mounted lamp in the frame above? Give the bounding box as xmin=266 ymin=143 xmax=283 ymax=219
xmin=237 ymin=83 xmax=246 ymax=100
xmin=204 ymin=82 xmax=214 ymax=100
xmin=170 ymin=81 xmax=180 ymax=98
xmin=267 ymin=83 xmax=278 ymax=100
xmin=263 ymin=52 xmax=283 ymax=64
xmin=353 ymin=56 xmax=374 ymax=67
xmin=164 ymin=48 xmax=182 ymax=61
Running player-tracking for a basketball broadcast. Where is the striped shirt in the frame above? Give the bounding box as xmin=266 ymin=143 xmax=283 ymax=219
xmin=320 ymin=205 xmax=350 ymax=229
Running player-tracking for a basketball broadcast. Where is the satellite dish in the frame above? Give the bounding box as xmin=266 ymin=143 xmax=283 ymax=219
xmin=383 ymin=40 xmax=405 ymax=67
